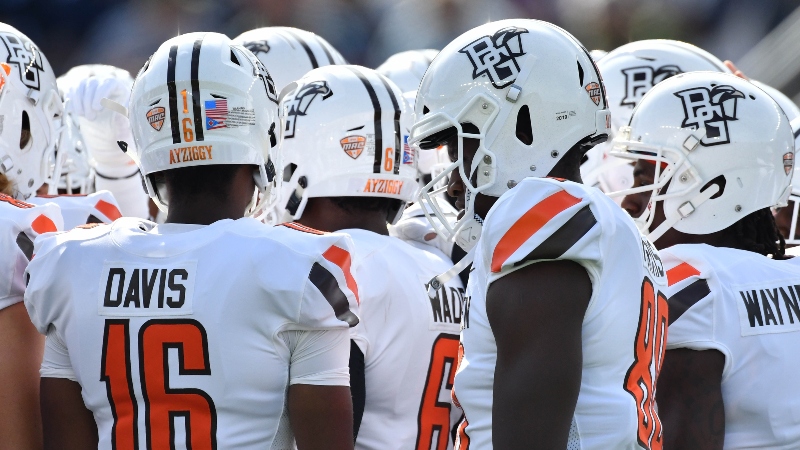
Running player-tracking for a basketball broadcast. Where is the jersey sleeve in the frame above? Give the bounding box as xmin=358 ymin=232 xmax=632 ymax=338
xmin=482 ymin=178 xmax=603 ymax=283
xmin=41 ymin=326 xmax=77 ymax=381
xmin=24 ymin=230 xmax=78 ymax=335
xmin=280 ymin=329 xmax=351 ymax=386
xmin=660 ymin=250 xmax=731 ymax=366
xmin=289 ymin=230 xmax=361 ymax=331
xmin=0 ymin=199 xmax=63 ymax=311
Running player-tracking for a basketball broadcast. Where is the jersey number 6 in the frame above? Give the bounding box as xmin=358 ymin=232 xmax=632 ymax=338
xmin=416 ymin=334 xmax=460 ymax=450
xmin=101 ymin=319 xmax=217 ymax=450
xmin=623 ymin=277 xmax=668 ymax=450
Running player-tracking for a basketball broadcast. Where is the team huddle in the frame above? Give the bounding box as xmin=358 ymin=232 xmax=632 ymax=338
xmin=1 ymin=15 xmax=799 ymax=450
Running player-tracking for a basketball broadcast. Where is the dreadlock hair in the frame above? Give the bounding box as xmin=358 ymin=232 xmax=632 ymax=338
xmin=0 ymin=173 xmax=12 ymax=196
xmin=730 ymin=207 xmax=785 ymax=258
xmin=329 ymin=196 xmax=404 ymax=222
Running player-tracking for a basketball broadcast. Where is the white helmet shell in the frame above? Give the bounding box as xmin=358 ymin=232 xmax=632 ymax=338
xmin=582 ymin=40 xmax=731 ymax=196
xmin=128 ymin=32 xmax=280 ymax=212
xmin=233 ymin=27 xmax=347 ymax=93
xmin=0 ymin=23 xmax=64 ymax=199
xmin=751 ymin=80 xmax=800 ymax=122
xmin=274 ymin=65 xmax=416 ymax=225
xmin=375 ymin=49 xmax=439 ymax=93
xmin=411 ymin=19 xmax=610 ymax=250
xmin=610 ymin=72 xmax=793 ymax=241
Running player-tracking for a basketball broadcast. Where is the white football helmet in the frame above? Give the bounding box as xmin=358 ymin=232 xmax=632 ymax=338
xmin=233 ymin=27 xmax=347 ymax=93
xmin=273 ymin=65 xmax=416 ymax=225
xmin=582 ymin=39 xmax=731 ymax=196
xmin=411 ymin=19 xmax=611 ymax=251
xmin=127 ymin=32 xmax=280 ymax=214
xmin=0 ymin=23 xmax=64 ymax=199
xmin=751 ymin=80 xmax=800 ymax=122
xmin=375 ymin=49 xmax=439 ymax=93
xmin=609 ymin=72 xmax=794 ymax=242
xmin=56 ymin=69 xmax=98 ymax=194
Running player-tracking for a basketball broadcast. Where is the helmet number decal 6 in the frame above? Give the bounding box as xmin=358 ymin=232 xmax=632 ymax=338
xmin=623 ymin=277 xmax=667 ymax=450
xmin=182 ymin=118 xmax=195 ymax=143
xmin=384 ymin=147 xmax=394 ymax=172
xmin=101 ymin=319 xmax=217 ymax=450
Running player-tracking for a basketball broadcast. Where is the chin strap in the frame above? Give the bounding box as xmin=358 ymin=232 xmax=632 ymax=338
xmin=427 ymin=247 xmax=476 ymax=296
xmin=647 ymin=183 xmax=720 ymax=242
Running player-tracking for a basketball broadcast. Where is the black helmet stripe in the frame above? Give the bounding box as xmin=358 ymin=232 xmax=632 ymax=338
xmin=317 ymin=38 xmax=335 ymax=65
xmin=167 ymin=45 xmax=181 ymax=144
xmin=190 ymin=37 xmax=205 ymax=142
xmin=376 ymin=73 xmax=402 ymax=175
xmin=347 ymin=67 xmax=383 ymax=173
xmin=285 ymin=29 xmax=319 ymax=69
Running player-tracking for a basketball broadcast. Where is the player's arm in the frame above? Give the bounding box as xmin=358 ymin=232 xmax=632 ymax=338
xmin=0 ymin=302 xmax=44 ymax=450
xmin=285 ymin=328 xmax=355 ymax=450
xmin=41 ymin=377 xmax=97 ymax=450
xmin=487 ymin=259 xmax=591 ymax=449
xmin=657 ymin=348 xmax=725 ymax=450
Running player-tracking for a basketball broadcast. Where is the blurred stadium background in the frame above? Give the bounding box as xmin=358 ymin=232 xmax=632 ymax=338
xmin=3 ymin=0 xmax=800 ymax=101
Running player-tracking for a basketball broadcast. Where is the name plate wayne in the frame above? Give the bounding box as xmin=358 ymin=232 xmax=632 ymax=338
xmin=735 ymin=282 xmax=800 ymax=336
xmin=97 ymin=261 xmax=196 ymax=316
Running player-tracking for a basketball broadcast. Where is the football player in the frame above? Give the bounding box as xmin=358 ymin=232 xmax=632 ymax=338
xmin=25 ymin=32 xmax=359 ymax=450
xmin=582 ymin=40 xmax=731 ymax=200
xmin=411 ymin=20 xmax=667 ymax=449
xmin=615 ymin=72 xmax=796 ymax=448
xmin=272 ymin=65 xmax=465 ymax=449
xmin=233 ymin=27 xmax=347 ymax=92
xmin=61 ymin=64 xmax=150 ymax=220
xmin=0 ymin=23 xmax=64 ymax=449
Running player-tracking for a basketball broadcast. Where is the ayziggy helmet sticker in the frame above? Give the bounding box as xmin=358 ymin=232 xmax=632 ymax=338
xmin=459 ymin=27 xmax=529 ymax=89
xmin=0 ymin=32 xmax=44 ymax=91
xmin=284 ymin=80 xmax=333 ymax=139
xmin=674 ymin=84 xmax=746 ymax=146
xmin=621 ymin=65 xmax=682 ymax=107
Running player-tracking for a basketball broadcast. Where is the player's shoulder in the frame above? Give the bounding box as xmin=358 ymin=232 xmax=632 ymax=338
xmin=30 ymin=191 xmax=122 ymax=224
xmin=482 ymin=177 xmax=615 ymax=274
xmin=0 ymin=193 xmax=62 ymax=232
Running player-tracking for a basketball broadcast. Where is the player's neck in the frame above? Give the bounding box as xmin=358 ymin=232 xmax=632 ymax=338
xmin=165 ymin=201 xmax=246 ymax=225
xmin=297 ymin=197 xmax=389 ymax=235
xmin=547 ymin=152 xmax=583 ymax=183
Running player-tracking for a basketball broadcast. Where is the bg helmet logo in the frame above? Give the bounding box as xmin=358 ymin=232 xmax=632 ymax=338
xmin=621 ymin=65 xmax=682 ymax=107
xmin=284 ymin=80 xmax=332 ymax=138
xmin=459 ymin=27 xmax=529 ymax=89
xmin=243 ymin=40 xmax=271 ymax=56
xmin=674 ymin=84 xmax=745 ymax=146
xmin=0 ymin=32 xmax=44 ymax=91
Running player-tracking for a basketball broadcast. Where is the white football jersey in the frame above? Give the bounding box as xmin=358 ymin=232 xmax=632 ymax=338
xmin=24 ymin=218 xmax=360 ymax=450
xmin=29 ymin=190 xmax=122 ymax=229
xmin=662 ymin=244 xmax=800 ymax=449
xmin=343 ymin=229 xmax=464 ymax=450
xmin=0 ymin=193 xmax=62 ymax=311
xmin=453 ymin=177 xmax=668 ymax=450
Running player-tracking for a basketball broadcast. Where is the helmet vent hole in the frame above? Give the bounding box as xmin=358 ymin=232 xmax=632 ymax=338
xmin=230 ymin=50 xmax=240 ymax=66
xmin=268 ymin=122 xmax=277 ymax=148
xmin=20 ymin=111 xmax=31 ymax=149
xmin=423 ymin=105 xmax=430 ymax=115
xmin=515 ymin=105 xmax=533 ymax=145
xmin=577 ymin=61 xmax=585 ymax=87
xmin=283 ymin=163 xmax=297 ymax=182
xmin=701 ymin=174 xmax=726 ymax=200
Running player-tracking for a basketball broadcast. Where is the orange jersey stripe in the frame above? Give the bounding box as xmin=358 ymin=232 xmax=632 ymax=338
xmin=281 ymin=222 xmax=326 ymax=235
xmin=31 ymin=214 xmax=58 ymax=234
xmin=490 ymin=189 xmax=582 ymax=273
xmin=666 ymin=262 xmax=701 ymax=287
xmin=95 ymin=199 xmax=122 ymax=221
xmin=323 ymin=245 xmax=360 ymax=305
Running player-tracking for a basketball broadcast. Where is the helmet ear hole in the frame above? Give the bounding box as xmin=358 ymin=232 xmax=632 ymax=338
xmin=577 ymin=60 xmax=585 ymax=87
xmin=515 ymin=105 xmax=533 ymax=145
xmin=20 ymin=110 xmax=31 ymax=149
xmin=701 ymin=174 xmax=726 ymax=200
